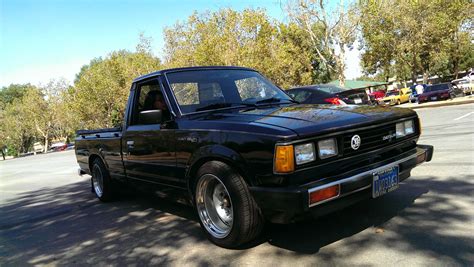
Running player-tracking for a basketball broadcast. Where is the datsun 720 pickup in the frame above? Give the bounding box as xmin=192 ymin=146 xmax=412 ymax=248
xmin=75 ymin=66 xmax=433 ymax=248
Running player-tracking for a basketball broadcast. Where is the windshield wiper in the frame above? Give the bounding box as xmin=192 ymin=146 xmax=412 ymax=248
xmin=195 ymin=103 xmax=232 ymax=112
xmin=255 ymin=97 xmax=299 ymax=105
xmin=195 ymin=102 xmax=256 ymax=112
xmin=255 ymin=97 xmax=281 ymax=105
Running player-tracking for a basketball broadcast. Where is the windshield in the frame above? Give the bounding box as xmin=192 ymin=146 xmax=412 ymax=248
xmin=386 ymin=91 xmax=399 ymax=96
xmin=165 ymin=69 xmax=293 ymax=114
xmin=425 ymin=84 xmax=449 ymax=92
xmin=454 ymin=80 xmax=468 ymax=85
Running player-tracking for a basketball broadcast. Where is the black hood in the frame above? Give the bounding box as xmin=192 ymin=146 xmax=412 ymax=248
xmin=197 ymin=104 xmax=417 ymax=137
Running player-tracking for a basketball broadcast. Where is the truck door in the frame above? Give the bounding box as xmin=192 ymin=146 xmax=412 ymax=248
xmin=122 ymin=78 xmax=183 ymax=188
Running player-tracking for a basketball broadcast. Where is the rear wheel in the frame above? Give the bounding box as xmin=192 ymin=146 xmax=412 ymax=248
xmin=91 ymin=158 xmax=113 ymax=202
xmin=195 ymin=161 xmax=264 ymax=248
xmin=397 ymin=99 xmax=401 ymax=105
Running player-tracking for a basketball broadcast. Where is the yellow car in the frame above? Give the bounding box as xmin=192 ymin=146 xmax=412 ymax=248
xmin=382 ymin=88 xmax=412 ymax=105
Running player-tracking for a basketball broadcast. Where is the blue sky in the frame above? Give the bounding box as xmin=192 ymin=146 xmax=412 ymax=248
xmin=0 ymin=0 xmax=361 ymax=87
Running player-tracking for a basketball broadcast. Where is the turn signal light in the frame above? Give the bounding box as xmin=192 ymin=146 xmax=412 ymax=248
xmin=324 ymin=97 xmax=345 ymax=105
xmin=274 ymin=145 xmax=295 ymax=173
xmin=417 ymin=152 xmax=426 ymax=164
xmin=309 ymin=185 xmax=340 ymax=205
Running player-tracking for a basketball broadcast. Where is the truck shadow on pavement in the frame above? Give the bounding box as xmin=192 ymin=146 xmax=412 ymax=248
xmin=1 ymin=175 xmax=472 ymax=265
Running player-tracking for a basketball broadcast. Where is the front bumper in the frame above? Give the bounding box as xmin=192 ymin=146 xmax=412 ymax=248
xmin=250 ymin=144 xmax=434 ymax=223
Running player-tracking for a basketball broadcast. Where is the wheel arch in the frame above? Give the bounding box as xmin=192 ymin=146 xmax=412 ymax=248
xmin=186 ymin=146 xmax=251 ymax=204
xmin=88 ymin=153 xmax=107 ymax=173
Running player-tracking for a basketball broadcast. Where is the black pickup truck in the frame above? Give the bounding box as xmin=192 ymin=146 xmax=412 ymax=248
xmin=75 ymin=66 xmax=433 ymax=248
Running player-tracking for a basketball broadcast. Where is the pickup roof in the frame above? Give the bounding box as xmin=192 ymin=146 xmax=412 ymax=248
xmin=75 ymin=66 xmax=433 ymax=248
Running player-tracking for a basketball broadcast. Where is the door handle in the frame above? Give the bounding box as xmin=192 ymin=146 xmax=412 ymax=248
xmin=126 ymin=140 xmax=134 ymax=149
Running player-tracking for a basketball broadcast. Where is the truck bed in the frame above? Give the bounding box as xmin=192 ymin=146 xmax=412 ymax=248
xmin=75 ymin=127 xmax=125 ymax=181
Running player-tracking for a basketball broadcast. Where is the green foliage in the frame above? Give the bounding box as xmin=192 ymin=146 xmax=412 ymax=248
xmin=0 ymin=80 xmax=74 ymax=155
xmin=71 ymin=49 xmax=162 ymax=129
xmin=359 ymin=0 xmax=474 ymax=82
xmin=163 ymin=8 xmax=316 ymax=88
xmin=0 ymin=84 xmax=35 ymax=109
xmin=0 ymin=86 xmax=42 ymax=155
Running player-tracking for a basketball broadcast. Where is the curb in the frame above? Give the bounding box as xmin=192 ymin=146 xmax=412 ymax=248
xmin=407 ymin=99 xmax=474 ymax=110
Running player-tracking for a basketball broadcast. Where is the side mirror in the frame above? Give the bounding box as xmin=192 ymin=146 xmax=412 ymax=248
xmin=139 ymin=110 xmax=162 ymax=125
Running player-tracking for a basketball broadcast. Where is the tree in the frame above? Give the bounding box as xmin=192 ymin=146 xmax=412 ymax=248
xmin=1 ymin=84 xmax=41 ymax=156
xmin=0 ymin=87 xmax=41 ymax=155
xmin=163 ymin=8 xmax=318 ymax=88
xmin=287 ymin=0 xmax=360 ymax=87
xmin=71 ymin=48 xmax=162 ymax=129
xmin=359 ymin=0 xmax=473 ymax=83
xmin=0 ymin=84 xmax=34 ymax=109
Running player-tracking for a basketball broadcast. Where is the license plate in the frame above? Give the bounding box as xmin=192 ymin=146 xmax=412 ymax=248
xmin=372 ymin=166 xmax=399 ymax=198
xmin=354 ymin=98 xmax=362 ymax=104
xmin=431 ymin=97 xmax=437 ymax=101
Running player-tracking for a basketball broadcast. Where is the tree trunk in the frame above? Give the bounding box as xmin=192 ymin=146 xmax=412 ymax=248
xmin=411 ymin=54 xmax=418 ymax=84
xmin=44 ymin=134 xmax=49 ymax=153
xmin=423 ymin=72 xmax=429 ymax=84
xmin=337 ymin=48 xmax=346 ymax=87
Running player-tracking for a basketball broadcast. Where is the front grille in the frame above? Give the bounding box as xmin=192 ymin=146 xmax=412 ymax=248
xmin=343 ymin=123 xmax=397 ymax=155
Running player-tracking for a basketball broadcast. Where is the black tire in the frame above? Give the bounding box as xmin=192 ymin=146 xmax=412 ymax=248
xmin=91 ymin=158 xmax=114 ymax=202
xmin=397 ymin=100 xmax=401 ymax=105
xmin=194 ymin=161 xmax=264 ymax=248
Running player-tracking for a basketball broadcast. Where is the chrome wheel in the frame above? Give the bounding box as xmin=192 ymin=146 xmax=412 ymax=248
xmin=92 ymin=164 xmax=104 ymax=198
xmin=196 ymin=174 xmax=233 ymax=239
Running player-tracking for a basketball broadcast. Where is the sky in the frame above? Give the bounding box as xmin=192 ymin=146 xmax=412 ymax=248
xmin=0 ymin=0 xmax=362 ymax=87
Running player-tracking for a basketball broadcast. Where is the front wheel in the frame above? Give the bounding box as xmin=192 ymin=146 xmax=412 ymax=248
xmin=195 ymin=161 xmax=264 ymax=248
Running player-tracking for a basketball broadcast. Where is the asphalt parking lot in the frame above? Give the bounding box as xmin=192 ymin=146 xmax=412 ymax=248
xmin=1 ymin=103 xmax=473 ymax=266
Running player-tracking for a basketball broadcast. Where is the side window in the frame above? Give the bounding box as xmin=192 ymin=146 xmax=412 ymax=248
xmin=235 ymin=77 xmax=277 ymax=101
xmin=131 ymin=79 xmax=170 ymax=125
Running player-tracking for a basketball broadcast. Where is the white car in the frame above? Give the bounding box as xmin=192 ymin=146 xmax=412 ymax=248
xmin=451 ymin=78 xmax=473 ymax=95
xmin=33 ymin=142 xmax=44 ymax=153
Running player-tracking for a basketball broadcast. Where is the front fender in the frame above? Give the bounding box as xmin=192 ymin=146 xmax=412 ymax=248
xmin=185 ymin=144 xmax=250 ymax=195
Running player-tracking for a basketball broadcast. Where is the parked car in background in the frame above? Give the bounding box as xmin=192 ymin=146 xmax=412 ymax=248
xmin=33 ymin=142 xmax=44 ymax=153
xmin=417 ymin=83 xmax=460 ymax=104
xmin=451 ymin=78 xmax=473 ymax=95
xmin=382 ymin=88 xmax=411 ymax=105
xmin=409 ymin=84 xmax=427 ymax=103
xmin=368 ymin=90 xmax=386 ymax=102
xmin=287 ymin=84 xmax=371 ymax=105
xmin=50 ymin=142 xmax=68 ymax=151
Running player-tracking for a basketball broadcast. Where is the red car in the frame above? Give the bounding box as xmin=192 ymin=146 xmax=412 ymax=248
xmin=368 ymin=90 xmax=386 ymax=101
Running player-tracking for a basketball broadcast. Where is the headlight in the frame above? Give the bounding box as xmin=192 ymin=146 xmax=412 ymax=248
xmin=396 ymin=119 xmax=415 ymax=138
xmin=295 ymin=143 xmax=315 ymax=165
xmin=318 ymin=138 xmax=338 ymax=159
xmin=396 ymin=122 xmax=405 ymax=138
xmin=404 ymin=120 xmax=414 ymax=135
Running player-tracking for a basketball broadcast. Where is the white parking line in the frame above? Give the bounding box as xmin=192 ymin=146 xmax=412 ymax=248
xmin=454 ymin=112 xmax=474 ymax=121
